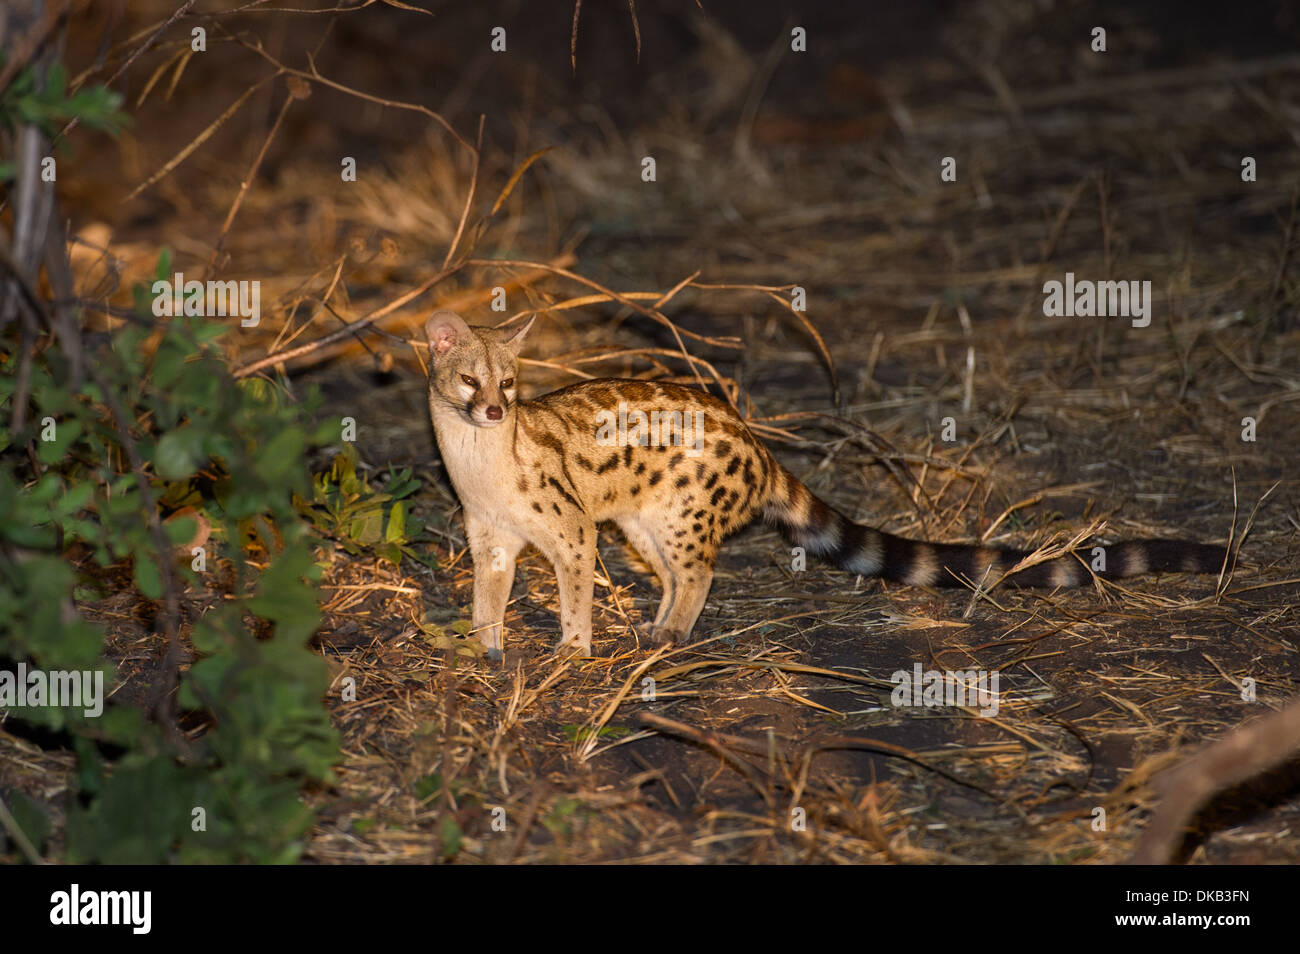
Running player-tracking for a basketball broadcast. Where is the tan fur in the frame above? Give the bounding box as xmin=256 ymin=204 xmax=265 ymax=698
xmin=425 ymin=312 xmax=1225 ymax=659
xmin=426 ymin=311 xmax=780 ymax=657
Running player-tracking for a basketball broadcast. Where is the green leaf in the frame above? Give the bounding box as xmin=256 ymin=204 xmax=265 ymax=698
xmin=35 ymin=419 xmax=82 ymax=464
xmin=348 ymin=508 xmax=384 ymax=545
xmin=248 ymin=545 xmax=321 ymax=642
xmin=164 ymin=514 xmax=198 ymax=545
xmin=154 ymin=248 xmax=173 ymax=283
xmin=385 ymin=500 xmax=406 ymax=543
xmin=133 ymin=556 xmax=163 ymax=599
xmin=415 ymin=773 xmax=444 ymax=801
xmin=256 ymin=427 xmax=306 ymax=483
xmin=47 ymin=63 xmax=67 ymax=99
xmin=560 ymin=724 xmax=631 ymax=742
xmin=155 ymin=428 xmax=202 ymax=480
xmin=439 ymin=815 xmax=463 ymax=860
xmin=2 ymin=789 xmax=50 ymax=858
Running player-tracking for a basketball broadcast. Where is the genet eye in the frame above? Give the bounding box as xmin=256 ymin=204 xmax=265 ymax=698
xmin=500 ymin=378 xmax=515 ymax=389
xmin=460 ymin=374 xmax=479 ymax=388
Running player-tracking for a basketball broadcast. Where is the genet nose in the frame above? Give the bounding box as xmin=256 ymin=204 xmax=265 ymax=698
xmin=486 ymin=405 xmax=503 ymax=421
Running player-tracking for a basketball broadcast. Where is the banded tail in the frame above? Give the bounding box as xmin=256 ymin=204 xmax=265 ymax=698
xmin=762 ymin=464 xmax=1226 ymax=588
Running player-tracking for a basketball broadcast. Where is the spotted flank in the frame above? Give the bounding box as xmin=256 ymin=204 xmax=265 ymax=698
xmin=424 ymin=310 xmax=1228 ymax=658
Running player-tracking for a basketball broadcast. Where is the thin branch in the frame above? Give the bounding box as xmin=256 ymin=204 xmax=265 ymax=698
xmin=461 ymin=259 xmax=742 ymax=350
xmin=0 ymin=0 xmax=67 ymax=97
xmin=0 ymin=793 xmax=43 ymax=865
xmin=570 ymin=0 xmax=582 ymax=75
xmin=443 ymin=115 xmax=485 ymax=270
xmin=1132 ymin=695 xmax=1300 ymax=864
xmin=83 ymin=360 xmax=188 ymax=755
xmin=233 ymin=35 xmax=472 ymax=151
xmin=627 ymin=0 xmax=641 ymax=63
xmin=123 ymin=73 xmax=279 ymax=203
xmin=203 ymin=76 xmax=310 ymax=275
xmin=57 ymin=0 xmax=199 ymax=146
xmin=231 ymin=265 xmax=461 ymax=379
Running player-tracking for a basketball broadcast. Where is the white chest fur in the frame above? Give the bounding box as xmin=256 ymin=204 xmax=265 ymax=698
xmin=430 ymin=405 xmax=522 ymax=520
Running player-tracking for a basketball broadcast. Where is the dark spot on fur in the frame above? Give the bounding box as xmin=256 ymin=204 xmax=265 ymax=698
xmin=533 ymin=431 xmax=566 ymax=460
xmin=546 ymin=475 xmax=581 ymax=510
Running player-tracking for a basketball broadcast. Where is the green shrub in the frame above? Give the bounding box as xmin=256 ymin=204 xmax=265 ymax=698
xmin=1 ymin=258 xmax=341 ymax=862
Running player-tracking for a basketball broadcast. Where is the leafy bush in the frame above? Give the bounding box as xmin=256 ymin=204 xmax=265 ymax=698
xmin=0 ymin=254 xmax=341 ymax=862
xmin=0 ymin=57 xmax=126 ymax=180
xmin=295 ymin=449 xmax=431 ymax=566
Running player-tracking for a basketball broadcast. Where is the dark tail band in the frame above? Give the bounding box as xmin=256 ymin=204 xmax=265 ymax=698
xmin=762 ymin=464 xmax=1225 ymax=588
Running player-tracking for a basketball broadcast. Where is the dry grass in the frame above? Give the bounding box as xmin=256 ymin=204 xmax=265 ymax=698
xmin=4 ymin=0 xmax=1299 ymax=864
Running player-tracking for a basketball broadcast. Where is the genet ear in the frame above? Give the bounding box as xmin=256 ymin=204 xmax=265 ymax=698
xmin=425 ymin=309 xmax=471 ymax=357
xmin=502 ymin=314 xmax=536 ymax=355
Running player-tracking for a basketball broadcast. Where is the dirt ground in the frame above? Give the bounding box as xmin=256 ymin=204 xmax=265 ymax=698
xmin=17 ymin=0 xmax=1300 ymax=863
